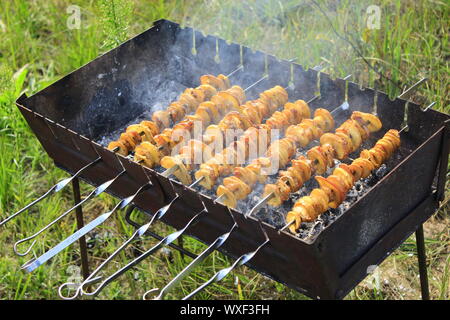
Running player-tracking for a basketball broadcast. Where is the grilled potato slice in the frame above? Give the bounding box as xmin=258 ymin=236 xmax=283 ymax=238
xmin=351 ymin=111 xmax=382 ymax=133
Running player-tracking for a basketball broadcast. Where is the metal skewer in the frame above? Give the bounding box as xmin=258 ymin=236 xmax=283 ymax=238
xmin=398 ymin=77 xmax=428 ymax=100
xmin=226 ymin=65 xmax=243 ymax=78
xmin=278 ymin=119 xmax=411 ymax=235
xmin=245 ymin=193 xmax=275 ymax=218
xmin=182 ymin=220 xmax=270 ymax=300
xmin=422 ymin=101 xmax=436 ymax=112
xmin=56 ymin=175 xmax=205 ymax=299
xmin=13 ymin=168 xmax=127 ymax=256
xmin=143 ymin=223 xmax=239 ymax=300
xmin=244 ymin=74 xmax=268 ymax=92
xmin=399 ymin=125 xmax=409 ymax=134
xmin=279 ymin=220 xmax=294 ymax=232
xmin=214 ymin=193 xmax=227 ymax=205
xmin=21 ymin=179 xmax=152 ymax=273
xmin=75 ymin=206 xmax=208 ymax=299
xmin=0 ymin=157 xmax=102 ymax=227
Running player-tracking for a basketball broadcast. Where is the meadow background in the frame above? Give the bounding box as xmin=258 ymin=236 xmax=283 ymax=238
xmin=0 ymin=0 xmax=448 ymax=300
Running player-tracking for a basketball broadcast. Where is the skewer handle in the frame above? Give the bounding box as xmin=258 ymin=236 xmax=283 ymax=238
xmin=22 ymin=181 xmax=148 ymax=272
xmin=182 ymin=239 xmax=269 ymax=300
xmin=145 ymin=224 xmax=238 ymax=300
xmin=0 ymin=157 xmax=101 ymax=227
xmin=81 ymin=208 xmax=207 ymax=297
xmin=13 ymin=171 xmax=124 ymax=256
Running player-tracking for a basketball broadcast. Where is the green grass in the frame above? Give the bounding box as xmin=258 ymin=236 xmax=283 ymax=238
xmin=0 ymin=0 xmax=448 ymax=300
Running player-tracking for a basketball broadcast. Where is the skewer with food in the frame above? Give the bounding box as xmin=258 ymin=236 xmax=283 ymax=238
xmin=260 ymin=111 xmax=382 ymax=207
xmin=214 ymin=111 xmax=380 ymax=208
xmin=107 ymin=74 xmax=231 ymax=156
xmin=159 ymin=86 xmax=292 ymax=185
xmin=194 ymin=99 xmax=320 ymax=191
xmin=285 ymin=129 xmax=400 ymax=233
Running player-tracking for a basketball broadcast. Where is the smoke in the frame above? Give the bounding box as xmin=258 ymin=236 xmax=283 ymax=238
xmin=93 ymin=1 xmax=406 ymax=240
xmin=169 ymin=0 xmax=382 ymax=83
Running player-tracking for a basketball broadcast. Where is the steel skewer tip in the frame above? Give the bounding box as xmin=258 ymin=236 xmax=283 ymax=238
xmin=399 ymin=125 xmax=409 ymax=134
xmin=343 ymin=74 xmax=352 ymax=81
xmin=279 ymin=220 xmax=295 ymax=233
xmin=226 ymin=65 xmax=243 ymax=78
xmin=245 ymin=192 xmax=275 ymax=218
xmin=244 ymin=74 xmax=268 ymax=92
xmin=422 ymin=101 xmax=436 ymax=112
xmin=398 ymin=77 xmax=428 ymax=100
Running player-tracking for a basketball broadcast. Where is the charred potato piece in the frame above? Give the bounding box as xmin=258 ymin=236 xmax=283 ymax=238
xmin=310 ymin=188 xmax=329 ymax=213
xmin=217 ymin=74 xmax=231 ymax=89
xmin=140 ymin=120 xmax=160 ymax=136
xmin=315 ymin=176 xmax=346 ymax=209
xmin=197 ymin=84 xmax=218 ymax=100
xmin=134 ymin=141 xmax=161 ymax=168
xmin=126 ymin=124 xmax=155 ymax=144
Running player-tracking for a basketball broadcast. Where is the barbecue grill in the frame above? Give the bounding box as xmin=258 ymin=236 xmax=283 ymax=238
xmin=7 ymin=19 xmax=449 ymax=300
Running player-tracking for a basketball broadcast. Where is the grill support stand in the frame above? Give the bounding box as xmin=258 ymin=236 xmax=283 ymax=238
xmin=72 ymin=178 xmax=90 ymax=280
xmin=414 ymin=120 xmax=449 ymax=301
xmin=178 ymin=236 xmax=185 ymax=262
xmin=415 ymin=224 xmax=430 ymax=300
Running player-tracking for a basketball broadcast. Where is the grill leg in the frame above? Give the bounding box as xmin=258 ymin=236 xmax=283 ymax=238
xmin=178 ymin=236 xmax=185 ymax=262
xmin=415 ymin=224 xmax=430 ymax=300
xmin=72 ymin=177 xmax=90 ymax=280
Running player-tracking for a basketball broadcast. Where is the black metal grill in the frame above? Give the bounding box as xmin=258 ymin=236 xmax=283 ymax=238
xmin=12 ymin=19 xmax=450 ymax=299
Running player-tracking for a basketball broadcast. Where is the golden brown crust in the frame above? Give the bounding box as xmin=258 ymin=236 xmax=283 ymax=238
xmin=286 ymin=129 xmax=400 ymax=233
